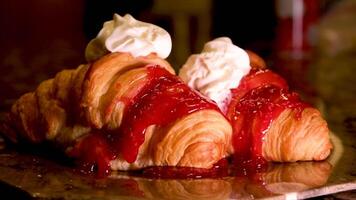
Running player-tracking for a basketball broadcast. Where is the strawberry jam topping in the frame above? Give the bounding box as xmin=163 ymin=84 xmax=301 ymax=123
xmin=68 ymin=132 xmax=115 ymax=176
xmin=69 ymin=65 xmax=219 ymax=176
xmin=227 ymin=69 xmax=309 ymax=170
xmin=115 ymin=65 xmax=218 ymax=163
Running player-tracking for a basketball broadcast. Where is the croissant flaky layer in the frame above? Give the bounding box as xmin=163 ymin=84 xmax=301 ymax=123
xmin=3 ymin=64 xmax=90 ymax=145
xmin=248 ymin=53 xmax=332 ymax=162
xmin=2 ymin=52 xmax=232 ymax=170
xmin=110 ymin=110 xmax=232 ymax=170
xmin=81 ymin=52 xmax=175 ymax=130
xmin=263 ymin=108 xmax=332 ymax=162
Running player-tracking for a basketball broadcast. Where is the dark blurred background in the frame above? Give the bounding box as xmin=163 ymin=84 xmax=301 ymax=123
xmin=0 ymin=0 xmax=355 ymax=124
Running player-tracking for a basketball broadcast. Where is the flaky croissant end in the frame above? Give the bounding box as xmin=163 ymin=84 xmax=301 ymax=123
xmin=263 ymin=108 xmax=332 ymax=162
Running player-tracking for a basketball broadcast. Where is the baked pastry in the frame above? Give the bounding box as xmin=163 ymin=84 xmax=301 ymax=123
xmin=179 ymin=37 xmax=333 ymax=165
xmin=226 ymin=53 xmax=332 ymax=163
xmin=1 ymin=52 xmax=232 ymax=174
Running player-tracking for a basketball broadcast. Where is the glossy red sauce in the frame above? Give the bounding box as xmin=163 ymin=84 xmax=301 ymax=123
xmin=227 ymin=70 xmax=309 ymax=171
xmin=69 ymin=65 xmax=219 ymax=176
xmin=226 ymin=69 xmax=288 ymax=118
xmin=68 ymin=132 xmax=115 ymax=176
xmin=114 ymin=65 xmax=218 ymax=163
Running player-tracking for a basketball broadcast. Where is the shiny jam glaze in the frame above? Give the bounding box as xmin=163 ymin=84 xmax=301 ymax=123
xmin=69 ymin=65 xmax=219 ymax=175
xmin=226 ymin=69 xmax=288 ymax=117
xmin=68 ymin=132 xmax=115 ymax=176
xmin=227 ymin=70 xmax=309 ymax=170
xmin=116 ymin=65 xmax=219 ymax=163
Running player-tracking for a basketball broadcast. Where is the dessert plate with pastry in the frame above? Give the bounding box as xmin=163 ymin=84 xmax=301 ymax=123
xmin=0 ymin=13 xmax=354 ymax=199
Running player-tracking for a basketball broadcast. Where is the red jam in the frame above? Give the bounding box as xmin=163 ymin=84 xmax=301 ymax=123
xmin=227 ymin=70 xmax=309 ymax=171
xmin=69 ymin=65 xmax=219 ymax=176
xmin=226 ymin=69 xmax=288 ymax=118
xmin=68 ymin=132 xmax=115 ymax=176
xmin=114 ymin=65 xmax=219 ymax=163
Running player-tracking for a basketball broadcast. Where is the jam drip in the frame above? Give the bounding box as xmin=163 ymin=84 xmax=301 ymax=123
xmin=116 ymin=65 xmax=218 ymax=163
xmin=69 ymin=65 xmax=219 ymax=175
xmin=227 ymin=70 xmax=309 ymax=170
xmin=68 ymin=132 xmax=115 ymax=176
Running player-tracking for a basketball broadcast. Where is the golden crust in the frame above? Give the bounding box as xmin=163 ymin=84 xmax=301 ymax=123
xmin=3 ymin=65 xmax=91 ymax=147
xmin=80 ymin=52 xmax=174 ymax=128
xmin=263 ymin=108 xmax=332 ymax=162
xmin=6 ymin=93 xmax=44 ymax=143
xmin=110 ymin=110 xmax=232 ymax=170
xmin=246 ymin=50 xmax=267 ymax=70
xmin=100 ymin=67 xmax=149 ymax=130
xmin=159 ymin=110 xmax=232 ymax=168
xmin=3 ymin=52 xmax=232 ymax=170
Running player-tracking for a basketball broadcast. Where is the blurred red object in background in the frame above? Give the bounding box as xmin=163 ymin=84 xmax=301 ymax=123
xmin=275 ymin=0 xmax=320 ymax=53
xmin=273 ymin=0 xmax=320 ymax=99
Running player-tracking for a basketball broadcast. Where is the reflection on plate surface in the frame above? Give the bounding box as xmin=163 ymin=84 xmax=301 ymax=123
xmin=0 ymin=129 xmax=355 ymax=199
xmin=0 ymin=149 xmax=342 ymax=200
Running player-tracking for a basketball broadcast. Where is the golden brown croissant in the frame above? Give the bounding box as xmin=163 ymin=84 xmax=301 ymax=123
xmin=1 ymin=52 xmax=232 ymax=173
xmin=263 ymin=108 xmax=331 ymax=162
xmin=226 ymin=52 xmax=332 ymax=164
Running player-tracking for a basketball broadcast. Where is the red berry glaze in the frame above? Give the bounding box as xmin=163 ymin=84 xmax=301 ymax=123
xmin=69 ymin=65 xmax=219 ymax=176
xmin=227 ymin=70 xmax=309 ymax=170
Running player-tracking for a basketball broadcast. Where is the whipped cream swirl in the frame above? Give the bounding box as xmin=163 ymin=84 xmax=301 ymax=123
xmin=86 ymin=14 xmax=172 ymax=62
xmin=179 ymin=37 xmax=251 ymax=111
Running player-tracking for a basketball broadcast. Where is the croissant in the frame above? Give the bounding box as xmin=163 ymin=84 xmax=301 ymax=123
xmin=1 ymin=52 xmax=232 ymax=173
xmin=226 ymin=52 xmax=332 ymax=164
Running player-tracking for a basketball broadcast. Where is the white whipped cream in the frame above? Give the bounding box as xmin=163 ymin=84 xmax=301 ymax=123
xmin=179 ymin=37 xmax=251 ymax=111
xmin=85 ymin=14 xmax=172 ymax=62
